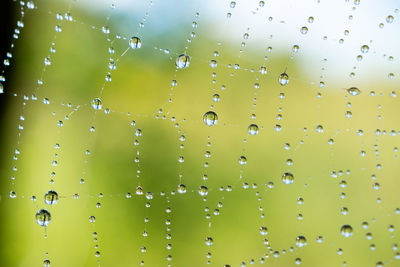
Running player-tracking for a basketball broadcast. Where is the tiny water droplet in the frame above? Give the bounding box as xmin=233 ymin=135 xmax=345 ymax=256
xmin=210 ymin=60 xmax=218 ymax=68
xmin=360 ymin=45 xmax=369 ymax=53
xmin=259 ymin=66 xmax=267 ymax=75
xmin=300 ymin=26 xmax=308 ymax=34
xmin=91 ymin=98 xmax=102 ymax=110
xmin=259 ymin=226 xmax=268 ymax=236
xmin=347 ymin=87 xmax=360 ymax=96
xmin=278 ymin=73 xmax=289 ymax=86
xmin=205 ymin=237 xmax=214 ymax=246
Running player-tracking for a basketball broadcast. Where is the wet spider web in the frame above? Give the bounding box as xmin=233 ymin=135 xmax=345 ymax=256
xmin=0 ymin=0 xmax=400 ymax=266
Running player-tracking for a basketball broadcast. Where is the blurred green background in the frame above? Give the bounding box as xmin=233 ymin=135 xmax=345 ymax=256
xmin=0 ymin=0 xmax=400 ymax=266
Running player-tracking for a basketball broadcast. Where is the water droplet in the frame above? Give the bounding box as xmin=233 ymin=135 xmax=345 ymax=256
xmin=212 ymin=94 xmax=220 ymax=102
xmin=89 ymin=215 xmax=96 ymax=223
xmin=203 ymin=111 xmax=218 ymax=126
xmin=238 ymin=156 xmax=247 ymax=165
xmin=108 ymin=61 xmax=116 ymax=70
xmin=102 ymin=26 xmax=110 ymax=34
xmin=300 ymin=26 xmax=308 ymax=34
xmin=44 ymin=190 xmax=59 ymax=205
xmin=386 ymin=15 xmax=394 ymax=23
xmin=292 ymin=45 xmax=299 ymax=52
xmin=248 ymin=124 xmax=259 ymax=135
xmin=9 ymin=191 xmax=16 ymax=198
xmin=91 ymin=98 xmax=102 ymax=110
xmin=136 ymin=186 xmax=144 ymax=195
xmin=176 ymin=54 xmax=190 ymax=69
xmin=44 ymin=57 xmax=51 ymax=66
xmin=341 ymin=224 xmax=353 ymax=237
xmin=347 ymin=87 xmax=360 ymax=96
xmin=296 ymin=235 xmax=307 ymax=247
xmin=361 ymin=45 xmax=369 ymax=53
xmin=36 ymin=209 xmax=51 ymax=227
xmin=205 ymin=237 xmax=214 ymax=246
xmin=278 ymin=72 xmax=289 ymax=86
xmin=27 ymin=1 xmax=35 ymax=9
xmin=282 ymin=172 xmax=294 ymax=184
xmin=210 ymin=60 xmax=218 ymax=68
xmin=177 ymin=184 xmax=186 ymax=194
xmin=259 ymin=226 xmax=268 ymax=236
xmin=341 ymin=207 xmax=349 ymax=215
xmin=259 ymin=66 xmax=267 ymax=75
xmin=316 ymin=125 xmax=324 ymax=133
xmin=43 ymin=259 xmax=51 ymax=267
xmin=129 ymin=37 xmax=142 ymax=49
xmin=198 ymin=185 xmax=208 ymax=196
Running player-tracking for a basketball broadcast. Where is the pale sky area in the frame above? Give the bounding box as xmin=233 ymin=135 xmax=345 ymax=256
xmin=80 ymin=0 xmax=399 ymax=89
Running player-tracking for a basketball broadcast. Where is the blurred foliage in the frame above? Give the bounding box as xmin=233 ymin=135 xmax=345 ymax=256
xmin=0 ymin=0 xmax=400 ymax=266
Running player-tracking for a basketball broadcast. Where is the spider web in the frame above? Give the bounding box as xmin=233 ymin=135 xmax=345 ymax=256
xmin=0 ymin=0 xmax=400 ymax=266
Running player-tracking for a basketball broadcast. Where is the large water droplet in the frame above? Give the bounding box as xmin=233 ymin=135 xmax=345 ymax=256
xmin=129 ymin=37 xmax=142 ymax=49
xmin=361 ymin=45 xmax=369 ymax=53
xmin=248 ymin=124 xmax=259 ymax=135
xmin=259 ymin=66 xmax=267 ymax=75
xmin=300 ymin=26 xmax=308 ymax=34
xmin=36 ymin=209 xmax=51 ymax=227
xmin=176 ymin=54 xmax=190 ymax=69
xmin=198 ymin=185 xmax=208 ymax=196
xmin=238 ymin=156 xmax=247 ymax=165
xmin=91 ymin=98 xmax=102 ymax=110
xmin=282 ymin=172 xmax=294 ymax=184
xmin=177 ymin=184 xmax=186 ymax=194
xmin=44 ymin=190 xmax=59 ymax=205
xmin=296 ymin=235 xmax=307 ymax=247
xmin=203 ymin=111 xmax=218 ymax=126
xmin=259 ymin=226 xmax=268 ymax=236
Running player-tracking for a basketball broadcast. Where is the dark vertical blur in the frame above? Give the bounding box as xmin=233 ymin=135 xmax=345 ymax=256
xmin=0 ymin=1 xmax=15 ymax=262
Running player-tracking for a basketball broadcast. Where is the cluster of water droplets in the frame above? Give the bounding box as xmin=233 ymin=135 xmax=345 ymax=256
xmin=2 ymin=0 xmax=400 ymax=266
